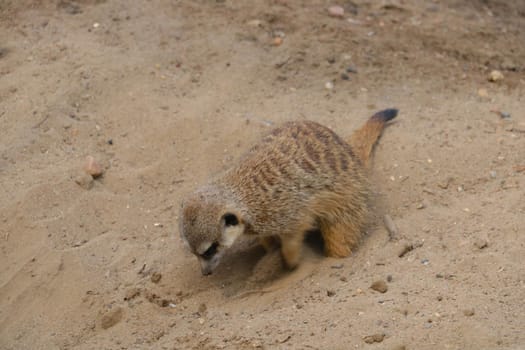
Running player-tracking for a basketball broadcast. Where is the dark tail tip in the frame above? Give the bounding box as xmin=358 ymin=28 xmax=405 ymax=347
xmin=372 ymin=108 xmax=398 ymax=122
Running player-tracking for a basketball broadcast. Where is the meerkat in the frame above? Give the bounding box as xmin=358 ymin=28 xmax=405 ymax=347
xmin=179 ymin=108 xmax=398 ymax=275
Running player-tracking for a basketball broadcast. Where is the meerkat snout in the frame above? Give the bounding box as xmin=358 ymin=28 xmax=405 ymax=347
xmin=197 ymin=241 xmax=221 ymax=276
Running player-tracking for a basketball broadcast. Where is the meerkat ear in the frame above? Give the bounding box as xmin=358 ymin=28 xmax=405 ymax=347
xmin=222 ymin=213 xmax=239 ymax=227
xmin=220 ymin=212 xmax=245 ymax=247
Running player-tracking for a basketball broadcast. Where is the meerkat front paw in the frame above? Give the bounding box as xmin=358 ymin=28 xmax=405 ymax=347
xmin=280 ymin=236 xmax=303 ymax=269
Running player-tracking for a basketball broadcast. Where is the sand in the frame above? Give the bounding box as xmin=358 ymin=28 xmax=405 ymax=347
xmin=1 ymin=1 xmax=524 ymax=349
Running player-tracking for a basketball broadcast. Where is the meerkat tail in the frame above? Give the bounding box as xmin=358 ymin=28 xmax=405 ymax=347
xmin=349 ymin=108 xmax=398 ymax=166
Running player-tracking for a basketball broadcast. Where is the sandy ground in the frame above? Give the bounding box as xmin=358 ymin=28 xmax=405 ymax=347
xmin=1 ymin=0 xmax=524 ymax=349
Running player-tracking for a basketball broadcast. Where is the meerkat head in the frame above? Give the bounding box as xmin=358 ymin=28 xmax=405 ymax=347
xmin=179 ymin=187 xmax=249 ymax=275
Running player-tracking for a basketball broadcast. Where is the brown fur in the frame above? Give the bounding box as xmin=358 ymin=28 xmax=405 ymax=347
xmin=179 ymin=109 xmax=397 ymax=274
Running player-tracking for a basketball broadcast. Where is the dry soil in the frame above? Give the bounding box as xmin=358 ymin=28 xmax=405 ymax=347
xmin=1 ymin=1 xmax=524 ymax=349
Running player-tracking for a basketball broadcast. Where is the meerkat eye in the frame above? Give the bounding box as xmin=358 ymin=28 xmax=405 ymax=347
xmin=201 ymin=242 xmax=219 ymax=260
xmin=223 ymin=213 xmax=239 ymax=227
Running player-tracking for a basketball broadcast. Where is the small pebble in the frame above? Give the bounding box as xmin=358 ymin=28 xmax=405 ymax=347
xmin=489 ymin=170 xmax=497 ymax=179
xmin=93 ymin=22 xmax=100 ymax=28
xmin=247 ymin=19 xmax=263 ymax=27
xmin=124 ymin=288 xmax=140 ymax=301
xmin=421 ymin=258 xmax=430 ymax=265
xmin=328 ymin=5 xmax=345 ymax=18
xmin=325 ymin=81 xmax=334 ymax=90
xmin=363 ymin=333 xmax=385 ymax=344
xmin=84 ymin=156 xmax=103 ymax=178
xmin=438 ymin=177 xmax=453 ymax=189
xmin=252 ymin=340 xmax=263 ymax=348
xmin=463 ymin=309 xmax=475 ymax=317
xmin=100 ymin=307 xmax=123 ymax=329
xmin=477 ymin=88 xmax=489 ymax=98
xmin=151 ymin=272 xmax=162 ymax=284
xmin=272 ymin=37 xmax=283 ymax=46
xmin=386 ymin=275 xmax=393 ymax=282
xmin=398 ymin=243 xmax=414 ymax=258
xmin=72 ymin=239 xmax=87 ymax=247
xmin=423 ymin=188 xmax=435 ymax=195
xmin=474 ymin=238 xmax=488 ymax=250
xmin=488 ymin=70 xmax=504 ymax=82
xmin=370 ymin=280 xmax=388 ymax=293
xmin=340 ymin=73 xmax=350 ymax=80
xmin=327 ymin=290 xmax=336 ymax=297
xmin=75 ymin=172 xmax=94 ymax=190
xmin=346 ymin=66 xmax=358 ymax=73
xmin=491 ymin=109 xmax=511 ymax=119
